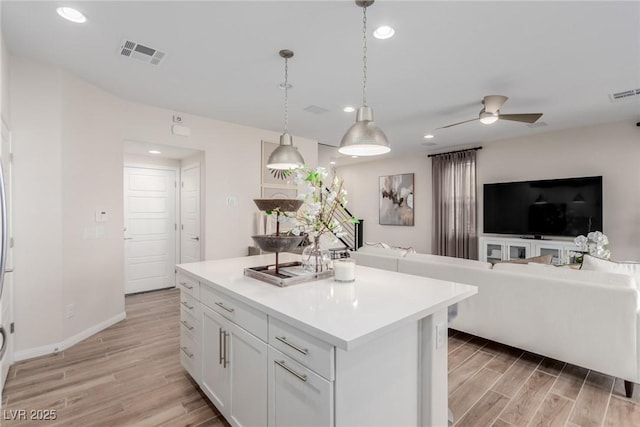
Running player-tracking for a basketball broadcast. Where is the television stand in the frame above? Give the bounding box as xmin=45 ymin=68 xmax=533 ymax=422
xmin=480 ymin=236 xmax=576 ymax=265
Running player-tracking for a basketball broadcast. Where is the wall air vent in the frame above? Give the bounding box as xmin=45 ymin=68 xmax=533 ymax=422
xmin=609 ymin=88 xmax=640 ymax=102
xmin=119 ymin=39 xmax=167 ymax=66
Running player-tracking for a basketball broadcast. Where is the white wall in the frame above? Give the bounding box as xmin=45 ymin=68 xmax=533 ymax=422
xmin=338 ymin=155 xmax=432 ymax=253
xmin=477 ymin=120 xmax=640 ymax=261
xmin=120 ymin=101 xmax=318 ymax=260
xmin=1 ymin=32 xmax=9 ymax=124
xmin=11 ymin=57 xmax=65 ymax=353
xmin=9 ymin=55 xmax=319 ymax=356
xmin=60 ymin=73 xmax=125 ymax=340
xmin=338 ymin=120 xmax=640 ymax=261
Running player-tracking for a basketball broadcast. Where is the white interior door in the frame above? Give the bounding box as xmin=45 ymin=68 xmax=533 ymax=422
xmin=124 ymin=167 xmax=177 ymax=294
xmin=181 ymin=164 xmax=201 ymax=263
xmin=0 ymin=118 xmax=13 ymax=395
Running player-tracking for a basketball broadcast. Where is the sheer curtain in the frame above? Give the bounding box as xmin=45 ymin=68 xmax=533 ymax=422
xmin=432 ymin=150 xmax=478 ymax=259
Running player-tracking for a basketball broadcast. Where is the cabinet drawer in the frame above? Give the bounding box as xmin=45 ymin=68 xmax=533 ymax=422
xmin=180 ymin=330 xmax=200 ymax=382
xmin=269 ymin=317 xmax=335 ymax=381
xmin=180 ymin=308 xmax=201 ymax=342
xmin=177 ymin=273 xmax=199 ymax=299
xmin=180 ymin=291 xmax=201 ymax=320
xmin=200 ymin=284 xmax=268 ymax=342
xmin=268 ymin=347 xmax=333 ymax=427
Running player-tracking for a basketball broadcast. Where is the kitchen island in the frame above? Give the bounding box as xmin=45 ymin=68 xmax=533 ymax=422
xmin=176 ymin=253 xmax=477 ymax=427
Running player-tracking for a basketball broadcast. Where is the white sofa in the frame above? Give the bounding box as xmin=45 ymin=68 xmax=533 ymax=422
xmin=352 ymin=246 xmax=640 ymax=397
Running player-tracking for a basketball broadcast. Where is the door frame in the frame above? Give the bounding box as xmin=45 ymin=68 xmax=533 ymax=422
xmin=123 ymin=162 xmax=181 ymax=288
xmin=180 ymin=161 xmax=202 ymax=263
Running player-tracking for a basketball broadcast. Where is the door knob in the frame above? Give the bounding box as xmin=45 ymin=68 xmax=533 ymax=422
xmin=191 ymin=237 xmax=200 ymax=241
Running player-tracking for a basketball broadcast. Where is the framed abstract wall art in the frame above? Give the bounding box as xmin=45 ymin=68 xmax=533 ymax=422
xmin=379 ymin=173 xmax=414 ymax=226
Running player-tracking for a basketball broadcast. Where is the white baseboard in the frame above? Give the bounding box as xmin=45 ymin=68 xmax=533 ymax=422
xmin=13 ymin=312 xmax=127 ymax=362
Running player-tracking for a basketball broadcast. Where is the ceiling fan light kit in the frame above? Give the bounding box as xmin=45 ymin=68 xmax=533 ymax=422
xmin=439 ymin=94 xmax=543 ymax=129
xmin=267 ymin=49 xmax=305 ymax=171
xmin=339 ymin=0 xmax=391 ymax=157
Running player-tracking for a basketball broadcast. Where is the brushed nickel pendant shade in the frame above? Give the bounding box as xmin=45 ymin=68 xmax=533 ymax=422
xmin=339 ymin=0 xmax=390 ymax=157
xmin=267 ymin=49 xmax=305 ymax=170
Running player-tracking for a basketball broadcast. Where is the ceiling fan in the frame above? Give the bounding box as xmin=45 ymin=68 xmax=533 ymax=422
xmin=438 ymin=95 xmax=543 ymax=129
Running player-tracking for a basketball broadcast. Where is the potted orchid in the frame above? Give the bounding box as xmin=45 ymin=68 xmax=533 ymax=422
xmin=278 ymin=167 xmax=359 ymax=272
xmin=570 ymin=230 xmax=610 ymax=263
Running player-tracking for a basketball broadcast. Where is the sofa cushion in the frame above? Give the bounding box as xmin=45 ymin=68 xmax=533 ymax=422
xmin=403 ymin=253 xmax=492 ymax=269
xmin=494 ymin=254 xmax=553 ymax=265
xmin=357 ymin=244 xmax=409 ymax=258
xmin=581 ymin=255 xmax=640 ymax=289
xmin=493 ymin=262 xmax=635 ymax=289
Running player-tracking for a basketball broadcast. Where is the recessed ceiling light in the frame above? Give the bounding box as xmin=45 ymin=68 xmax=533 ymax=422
xmin=424 ymin=134 xmax=434 ymax=139
xmin=56 ymin=7 xmax=87 ymax=24
xmin=373 ymin=25 xmax=395 ymax=40
xmin=148 ymin=150 xmax=162 ymax=155
xmin=343 ymin=106 xmax=355 ymax=113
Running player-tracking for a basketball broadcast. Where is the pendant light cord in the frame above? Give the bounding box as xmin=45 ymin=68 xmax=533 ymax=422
xmin=284 ymin=57 xmax=289 ymax=133
xmin=362 ymin=4 xmax=368 ymax=107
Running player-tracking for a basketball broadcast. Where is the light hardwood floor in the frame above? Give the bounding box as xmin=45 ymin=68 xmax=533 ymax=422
xmin=2 ymin=288 xmax=639 ymax=426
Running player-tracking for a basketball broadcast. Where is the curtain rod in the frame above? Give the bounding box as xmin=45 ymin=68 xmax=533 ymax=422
xmin=427 ymin=146 xmax=482 ymax=158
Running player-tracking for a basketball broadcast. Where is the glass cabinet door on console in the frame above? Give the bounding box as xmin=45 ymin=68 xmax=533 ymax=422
xmin=506 ymin=243 xmax=530 ymax=261
xmin=480 ymin=238 xmax=531 ymax=263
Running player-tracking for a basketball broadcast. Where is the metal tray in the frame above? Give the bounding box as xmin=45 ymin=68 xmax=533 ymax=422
xmin=244 ymin=261 xmax=333 ymax=287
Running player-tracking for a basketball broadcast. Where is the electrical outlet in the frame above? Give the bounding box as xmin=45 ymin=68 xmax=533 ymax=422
xmin=66 ymin=304 xmax=75 ymax=319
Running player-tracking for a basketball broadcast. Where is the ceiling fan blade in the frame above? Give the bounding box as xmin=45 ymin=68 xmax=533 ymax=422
xmin=483 ymin=95 xmax=508 ymax=113
xmin=436 ymin=118 xmax=479 ymax=129
xmin=499 ymin=113 xmax=543 ymax=123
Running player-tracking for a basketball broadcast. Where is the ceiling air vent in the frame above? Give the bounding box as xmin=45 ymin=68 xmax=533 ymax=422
xmin=609 ymin=88 xmax=640 ymax=102
xmin=120 ymin=39 xmax=167 ymax=66
xmin=304 ymin=105 xmax=329 ymax=114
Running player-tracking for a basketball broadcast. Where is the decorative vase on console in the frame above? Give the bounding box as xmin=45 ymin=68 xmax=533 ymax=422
xmin=301 ymin=236 xmax=331 ymax=273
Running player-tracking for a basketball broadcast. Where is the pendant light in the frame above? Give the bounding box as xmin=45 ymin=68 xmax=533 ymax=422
xmin=267 ymin=49 xmax=305 ymax=170
xmin=339 ymin=0 xmax=390 ymax=156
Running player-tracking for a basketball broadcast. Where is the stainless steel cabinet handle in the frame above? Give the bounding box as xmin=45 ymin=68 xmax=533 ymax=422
xmin=191 ymin=236 xmax=200 ymax=241
xmin=180 ymin=320 xmax=194 ymax=331
xmin=275 ymin=336 xmax=309 ymax=355
xmin=180 ymin=346 xmax=194 ymax=359
xmin=223 ymin=331 xmax=230 ymax=368
xmin=275 ymin=360 xmax=307 ymax=382
xmin=180 ymin=281 xmax=194 ymax=290
xmin=4 ymin=269 xmax=12 ymax=273
xmin=215 ymin=302 xmax=235 ymax=313
xmin=219 ymin=328 xmax=224 ymax=365
xmin=181 ymin=301 xmax=194 ymax=310
xmin=0 ymin=326 xmax=6 ymax=360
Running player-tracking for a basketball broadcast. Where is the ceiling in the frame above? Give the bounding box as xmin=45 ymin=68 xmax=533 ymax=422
xmin=2 ymin=1 xmax=639 ymax=161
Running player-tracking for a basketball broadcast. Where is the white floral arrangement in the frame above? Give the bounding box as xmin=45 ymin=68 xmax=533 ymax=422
xmin=277 ymin=167 xmax=358 ymax=242
xmin=571 ymin=231 xmax=610 ymax=261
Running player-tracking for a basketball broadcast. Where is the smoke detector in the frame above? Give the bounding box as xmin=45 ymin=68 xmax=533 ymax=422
xmin=120 ymin=39 xmax=166 ymax=66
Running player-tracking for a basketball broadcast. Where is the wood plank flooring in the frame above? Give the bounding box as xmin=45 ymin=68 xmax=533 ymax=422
xmin=1 ymin=288 xmax=639 ymax=426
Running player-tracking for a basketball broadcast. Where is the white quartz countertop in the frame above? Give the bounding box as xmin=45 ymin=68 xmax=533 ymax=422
xmin=177 ymin=253 xmax=477 ymax=350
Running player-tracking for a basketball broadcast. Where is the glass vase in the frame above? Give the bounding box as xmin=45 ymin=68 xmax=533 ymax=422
xmin=301 ymin=237 xmax=331 ymax=273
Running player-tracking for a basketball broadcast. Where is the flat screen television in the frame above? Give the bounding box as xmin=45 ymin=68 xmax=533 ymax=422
xmin=483 ymin=176 xmax=603 ymax=238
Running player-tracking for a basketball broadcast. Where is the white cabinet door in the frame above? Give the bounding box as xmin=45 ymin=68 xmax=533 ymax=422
xmin=201 ymin=305 xmax=230 ymax=412
xmin=230 ymin=323 xmax=268 ymax=427
xmin=268 ymin=347 xmax=333 ymax=427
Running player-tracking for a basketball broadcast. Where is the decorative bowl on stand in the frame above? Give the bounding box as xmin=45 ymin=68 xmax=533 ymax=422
xmin=251 ymin=234 xmax=304 ymax=253
xmin=253 ymin=198 xmax=303 ymax=212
